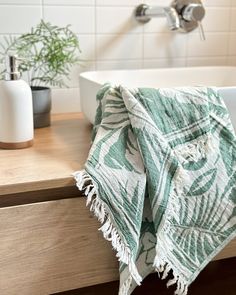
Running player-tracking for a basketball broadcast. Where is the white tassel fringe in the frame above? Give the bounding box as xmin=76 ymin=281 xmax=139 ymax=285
xmin=174 ymin=135 xmax=213 ymax=165
xmin=119 ymin=275 xmax=133 ymax=295
xmin=154 ymin=255 xmax=188 ymax=295
xmin=152 ymin=133 xmax=203 ymax=295
xmin=73 ymin=170 xmax=142 ymax=290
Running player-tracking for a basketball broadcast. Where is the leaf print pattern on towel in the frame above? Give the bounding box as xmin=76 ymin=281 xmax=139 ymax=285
xmin=164 ymin=110 xmax=236 ymax=284
xmin=187 ymin=168 xmax=217 ymax=196
xmin=140 ymin=219 xmax=156 ymax=266
xmin=74 ymin=85 xmax=236 ymax=295
xmin=104 ymin=125 xmax=140 ymax=172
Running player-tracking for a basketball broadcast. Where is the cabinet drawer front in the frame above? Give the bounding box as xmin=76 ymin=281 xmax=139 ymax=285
xmin=0 ymin=198 xmax=118 ymax=295
xmin=0 ymin=197 xmax=235 ymax=295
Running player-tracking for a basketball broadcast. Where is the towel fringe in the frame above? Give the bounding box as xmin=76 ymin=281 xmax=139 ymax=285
xmin=118 ymin=275 xmax=133 ymax=295
xmin=73 ymin=170 xmax=142 ymax=287
xmin=154 ymin=256 xmax=188 ymax=295
xmin=153 ymin=159 xmax=190 ymax=295
xmin=174 ymin=166 xmax=189 ymax=195
xmin=174 ymin=134 xmax=214 ymax=165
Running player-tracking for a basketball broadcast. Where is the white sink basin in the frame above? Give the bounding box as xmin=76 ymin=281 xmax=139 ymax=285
xmin=79 ymin=66 xmax=236 ymax=127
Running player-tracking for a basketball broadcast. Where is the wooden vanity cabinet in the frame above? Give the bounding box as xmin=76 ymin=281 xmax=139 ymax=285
xmin=0 ymin=113 xmax=234 ymax=295
xmin=0 ymin=196 xmax=118 ymax=294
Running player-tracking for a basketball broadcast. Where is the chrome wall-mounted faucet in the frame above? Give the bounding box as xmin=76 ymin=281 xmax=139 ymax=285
xmin=135 ymin=0 xmax=205 ymax=38
xmin=135 ymin=5 xmax=181 ymax=31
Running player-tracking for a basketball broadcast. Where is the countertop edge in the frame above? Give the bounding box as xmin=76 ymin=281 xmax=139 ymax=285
xmin=0 ymin=176 xmax=76 ymax=196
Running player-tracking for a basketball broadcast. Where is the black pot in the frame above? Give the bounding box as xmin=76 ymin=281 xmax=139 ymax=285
xmin=31 ymin=86 xmax=52 ymax=128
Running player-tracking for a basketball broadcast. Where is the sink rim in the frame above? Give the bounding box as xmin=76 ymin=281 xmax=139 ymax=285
xmin=79 ymin=66 xmax=236 ymax=124
xmin=80 ymin=65 xmax=236 ymax=81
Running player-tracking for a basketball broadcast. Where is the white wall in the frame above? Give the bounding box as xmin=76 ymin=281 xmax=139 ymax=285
xmin=0 ymin=0 xmax=235 ymax=113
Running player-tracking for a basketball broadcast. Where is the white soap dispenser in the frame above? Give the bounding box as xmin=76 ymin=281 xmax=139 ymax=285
xmin=0 ymin=55 xmax=34 ymax=149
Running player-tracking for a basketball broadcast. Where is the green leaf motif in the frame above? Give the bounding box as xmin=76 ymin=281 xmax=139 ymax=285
xmin=104 ymin=126 xmax=139 ymax=172
xmin=228 ymin=187 xmax=236 ymax=205
xmin=182 ymin=157 xmax=207 ymax=171
xmin=219 ymin=134 xmax=236 ymax=177
xmin=187 ymin=168 xmax=217 ymax=196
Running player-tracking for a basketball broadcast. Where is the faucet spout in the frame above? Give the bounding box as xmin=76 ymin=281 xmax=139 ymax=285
xmin=163 ymin=7 xmax=180 ymax=30
xmin=135 ymin=4 xmax=180 ymax=30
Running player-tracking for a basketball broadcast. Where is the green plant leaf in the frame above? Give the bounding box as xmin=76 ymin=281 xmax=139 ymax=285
xmin=0 ymin=19 xmax=81 ymax=87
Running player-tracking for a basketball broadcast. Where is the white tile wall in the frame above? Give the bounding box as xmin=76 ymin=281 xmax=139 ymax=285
xmin=96 ymin=0 xmax=140 ymax=6
xmin=143 ymin=58 xmax=186 ymax=68
xmin=0 ymin=0 xmax=235 ymax=113
xmin=187 ymin=33 xmax=229 ymax=57
xmin=144 ymin=33 xmax=187 ymax=59
xmin=51 ymin=88 xmax=80 ymax=113
xmin=44 ymin=0 xmax=95 ymax=5
xmin=231 ymin=8 xmax=236 ymax=31
xmin=0 ymin=6 xmax=42 ymax=34
xmin=202 ymin=8 xmax=230 ymax=32
xmin=187 ymin=56 xmax=227 ymax=66
xmin=229 ymin=33 xmax=236 ymax=56
xmin=203 ymin=0 xmax=231 ymax=6
xmin=96 ymin=59 xmax=142 ymax=70
xmin=44 ymin=6 xmax=95 ymax=34
xmin=96 ymin=7 xmax=142 ymax=34
xmin=0 ymin=1 xmax=41 ymax=4
xmin=96 ymin=33 xmax=143 ymax=60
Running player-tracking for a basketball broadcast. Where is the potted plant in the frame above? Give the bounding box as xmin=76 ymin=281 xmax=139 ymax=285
xmin=0 ymin=20 xmax=81 ymax=128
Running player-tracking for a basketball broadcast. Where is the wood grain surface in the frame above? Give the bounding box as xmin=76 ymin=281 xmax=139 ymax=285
xmin=0 ymin=198 xmax=118 ymax=295
xmin=0 ymin=113 xmax=91 ymax=196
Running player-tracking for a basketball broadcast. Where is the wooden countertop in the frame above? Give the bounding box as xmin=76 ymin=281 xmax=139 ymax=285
xmin=0 ymin=113 xmax=92 ymax=196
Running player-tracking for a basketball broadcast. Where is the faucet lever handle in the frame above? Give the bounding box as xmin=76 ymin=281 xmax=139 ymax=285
xmin=182 ymin=3 xmax=205 ymax=22
xmin=198 ymin=21 xmax=205 ymax=41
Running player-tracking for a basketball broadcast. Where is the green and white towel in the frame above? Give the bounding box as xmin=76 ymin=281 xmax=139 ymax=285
xmin=74 ymin=84 xmax=236 ymax=295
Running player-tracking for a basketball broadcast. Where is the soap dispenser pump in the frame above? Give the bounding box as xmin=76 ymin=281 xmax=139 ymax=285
xmin=0 ymin=55 xmax=34 ymax=149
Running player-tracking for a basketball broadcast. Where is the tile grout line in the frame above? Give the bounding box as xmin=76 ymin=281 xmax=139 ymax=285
xmin=141 ymin=23 xmax=145 ymax=69
xmin=141 ymin=0 xmax=146 ymax=69
xmin=94 ymin=0 xmax=98 ymax=70
xmin=226 ymin=3 xmax=232 ymax=65
xmin=41 ymin=0 xmax=45 ymax=20
xmin=185 ymin=32 xmax=189 ymax=67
